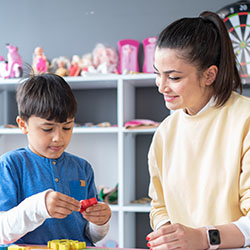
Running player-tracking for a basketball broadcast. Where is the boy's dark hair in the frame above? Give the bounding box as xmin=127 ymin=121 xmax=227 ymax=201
xmin=16 ymin=73 xmax=77 ymax=122
xmin=156 ymin=11 xmax=242 ymax=107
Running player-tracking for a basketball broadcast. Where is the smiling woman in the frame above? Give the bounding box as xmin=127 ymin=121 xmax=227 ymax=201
xmin=153 ymin=48 xmax=217 ymax=115
xmin=146 ymin=11 xmax=250 ymax=250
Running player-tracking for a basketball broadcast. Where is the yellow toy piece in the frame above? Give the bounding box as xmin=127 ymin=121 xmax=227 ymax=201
xmin=8 ymin=245 xmax=26 ymax=250
xmin=47 ymin=240 xmax=86 ymax=250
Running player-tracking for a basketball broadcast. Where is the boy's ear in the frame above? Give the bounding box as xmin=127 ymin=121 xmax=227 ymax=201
xmin=16 ymin=116 xmax=28 ymax=134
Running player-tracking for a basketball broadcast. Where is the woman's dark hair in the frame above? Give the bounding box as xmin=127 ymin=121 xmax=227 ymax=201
xmin=156 ymin=11 xmax=242 ymax=106
xmin=16 ymin=73 xmax=77 ymax=122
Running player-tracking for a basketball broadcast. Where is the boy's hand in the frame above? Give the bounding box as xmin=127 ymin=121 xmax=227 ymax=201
xmin=45 ymin=190 xmax=81 ymax=218
xmin=81 ymin=202 xmax=111 ymax=225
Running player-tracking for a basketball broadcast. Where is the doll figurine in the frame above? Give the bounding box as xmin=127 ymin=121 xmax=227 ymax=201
xmin=32 ymin=47 xmax=48 ymax=74
xmin=81 ymin=53 xmax=94 ymax=74
xmin=92 ymin=43 xmax=118 ymax=74
xmin=69 ymin=55 xmax=81 ymax=76
xmin=55 ymin=59 xmax=68 ymax=77
xmin=50 ymin=56 xmax=70 ymax=77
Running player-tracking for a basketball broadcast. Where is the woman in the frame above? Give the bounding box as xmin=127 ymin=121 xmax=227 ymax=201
xmin=146 ymin=11 xmax=250 ymax=249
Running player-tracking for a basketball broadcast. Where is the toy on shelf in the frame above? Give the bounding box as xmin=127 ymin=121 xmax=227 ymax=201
xmin=80 ymin=53 xmax=94 ymax=75
xmin=124 ymin=119 xmax=160 ymax=129
xmin=99 ymin=184 xmax=118 ymax=204
xmin=0 ymin=43 xmax=23 ymax=79
xmin=32 ymin=46 xmax=48 ymax=74
xmin=143 ymin=37 xmax=157 ymax=73
xmin=117 ymin=39 xmax=139 ymax=74
xmin=69 ymin=55 xmax=81 ymax=76
xmin=131 ymin=197 xmax=151 ymax=204
xmin=92 ymin=43 xmax=118 ymax=74
xmin=48 ymin=239 xmax=86 ymax=250
xmin=80 ymin=197 xmax=98 ymax=212
xmin=50 ymin=56 xmax=71 ymax=77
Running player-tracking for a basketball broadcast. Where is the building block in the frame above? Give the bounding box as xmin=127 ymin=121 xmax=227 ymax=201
xmin=8 ymin=245 xmax=26 ymax=250
xmin=80 ymin=197 xmax=97 ymax=213
xmin=48 ymin=240 xmax=86 ymax=250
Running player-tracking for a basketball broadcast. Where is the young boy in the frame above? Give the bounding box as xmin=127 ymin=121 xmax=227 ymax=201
xmin=0 ymin=73 xmax=111 ymax=245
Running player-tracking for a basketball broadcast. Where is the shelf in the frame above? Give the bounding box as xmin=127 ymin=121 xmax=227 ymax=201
xmin=109 ymin=205 xmax=119 ymax=212
xmin=0 ymin=128 xmax=21 ymax=134
xmin=73 ymin=127 xmax=118 ymax=133
xmin=123 ymin=204 xmax=151 ymax=213
xmin=109 ymin=204 xmax=150 ymax=213
xmin=0 ymin=74 xmax=159 ymax=249
xmin=0 ymin=127 xmax=120 ymax=135
xmin=122 ymin=128 xmax=157 ymax=134
xmin=0 ymin=74 xmax=156 ymax=91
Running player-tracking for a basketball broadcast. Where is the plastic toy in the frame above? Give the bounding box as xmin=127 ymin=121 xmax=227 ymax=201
xmin=80 ymin=197 xmax=98 ymax=212
xmin=102 ymin=239 xmax=118 ymax=248
xmin=80 ymin=53 xmax=94 ymax=75
xmin=32 ymin=46 xmax=48 ymax=74
xmin=0 ymin=43 xmax=23 ymax=79
xmin=143 ymin=37 xmax=157 ymax=73
xmin=69 ymin=55 xmax=81 ymax=76
xmin=117 ymin=39 xmax=139 ymax=74
xmin=124 ymin=119 xmax=160 ymax=129
xmin=92 ymin=43 xmax=118 ymax=74
xmin=99 ymin=184 xmax=118 ymax=204
xmin=48 ymin=239 xmax=86 ymax=250
xmin=6 ymin=245 xmax=25 ymax=250
xmin=50 ymin=56 xmax=70 ymax=77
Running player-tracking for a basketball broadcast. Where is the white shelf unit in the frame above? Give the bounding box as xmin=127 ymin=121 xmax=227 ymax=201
xmin=0 ymin=74 xmax=170 ymax=248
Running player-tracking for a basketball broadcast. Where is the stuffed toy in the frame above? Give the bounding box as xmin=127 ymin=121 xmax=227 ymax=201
xmin=92 ymin=43 xmax=118 ymax=74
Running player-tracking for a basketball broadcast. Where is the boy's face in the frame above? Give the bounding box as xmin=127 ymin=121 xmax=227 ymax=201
xmin=17 ymin=116 xmax=74 ymax=159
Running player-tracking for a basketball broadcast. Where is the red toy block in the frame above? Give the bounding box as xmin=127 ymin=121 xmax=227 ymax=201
xmin=80 ymin=197 xmax=98 ymax=212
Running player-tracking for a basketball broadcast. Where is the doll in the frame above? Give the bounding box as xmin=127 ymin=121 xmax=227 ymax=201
xmin=81 ymin=53 xmax=95 ymax=75
xmin=32 ymin=47 xmax=48 ymax=74
xmin=50 ymin=56 xmax=70 ymax=77
xmin=55 ymin=57 xmax=70 ymax=77
xmin=69 ymin=55 xmax=81 ymax=76
xmin=92 ymin=43 xmax=118 ymax=74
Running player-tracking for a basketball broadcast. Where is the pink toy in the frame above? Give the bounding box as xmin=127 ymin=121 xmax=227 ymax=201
xmin=92 ymin=43 xmax=118 ymax=74
xmin=0 ymin=43 xmax=23 ymax=79
xmin=69 ymin=55 xmax=81 ymax=76
xmin=124 ymin=119 xmax=160 ymax=129
xmin=32 ymin=46 xmax=48 ymax=74
xmin=117 ymin=39 xmax=139 ymax=74
xmin=143 ymin=37 xmax=157 ymax=73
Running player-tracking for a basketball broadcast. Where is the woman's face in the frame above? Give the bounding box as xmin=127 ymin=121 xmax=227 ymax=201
xmin=154 ymin=47 xmax=215 ymax=115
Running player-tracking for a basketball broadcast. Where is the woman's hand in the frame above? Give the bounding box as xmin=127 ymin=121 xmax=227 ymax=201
xmin=81 ymin=202 xmax=111 ymax=225
xmin=45 ymin=190 xmax=81 ymax=219
xmin=146 ymin=223 xmax=208 ymax=250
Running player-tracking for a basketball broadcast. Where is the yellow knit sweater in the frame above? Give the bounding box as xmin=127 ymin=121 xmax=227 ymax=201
xmin=148 ymin=91 xmax=250 ymax=230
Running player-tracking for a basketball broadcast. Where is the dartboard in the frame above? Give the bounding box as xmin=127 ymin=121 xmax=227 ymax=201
xmin=218 ymin=1 xmax=250 ymax=84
